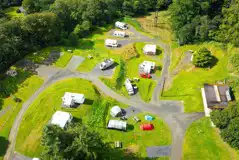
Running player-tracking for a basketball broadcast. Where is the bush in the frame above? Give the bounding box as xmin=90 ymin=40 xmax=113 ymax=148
xmin=229 ymin=53 xmax=239 ymax=73
xmin=192 ymin=47 xmax=213 ymax=67
xmin=115 ymin=59 xmax=126 ymax=90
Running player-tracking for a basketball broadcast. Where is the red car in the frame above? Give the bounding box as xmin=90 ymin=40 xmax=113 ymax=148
xmin=140 ymin=124 xmax=154 ymax=131
xmin=140 ymin=73 xmax=151 ymax=78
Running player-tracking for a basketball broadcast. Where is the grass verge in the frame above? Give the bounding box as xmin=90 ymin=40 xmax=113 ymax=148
xmin=162 ymin=42 xmax=229 ymax=112
xmin=183 ymin=117 xmax=239 ymax=160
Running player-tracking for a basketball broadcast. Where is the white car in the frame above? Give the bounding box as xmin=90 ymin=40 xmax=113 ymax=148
xmin=100 ymin=59 xmax=114 ymax=70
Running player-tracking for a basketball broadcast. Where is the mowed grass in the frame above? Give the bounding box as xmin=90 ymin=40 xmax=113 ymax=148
xmin=53 ymin=52 xmax=73 ymax=67
xmin=101 ymin=43 xmax=163 ymax=102
xmin=3 ymin=6 xmax=24 ymax=18
xmin=183 ymin=117 xmax=239 ymax=160
xmin=15 ymin=78 xmax=98 ymax=157
xmin=162 ymin=42 xmax=229 ymax=112
xmin=101 ymin=113 xmax=171 ymax=159
xmin=0 ymin=75 xmax=43 ymax=160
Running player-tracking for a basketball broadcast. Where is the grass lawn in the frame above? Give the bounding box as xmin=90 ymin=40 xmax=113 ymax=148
xmin=53 ymin=52 xmax=73 ymax=68
xmin=162 ymin=42 xmax=229 ymax=112
xmin=101 ymin=43 xmax=163 ymax=102
xmin=101 ymin=112 xmax=171 ymax=159
xmin=3 ymin=7 xmax=24 ymax=19
xmin=15 ymin=78 xmax=99 ymax=157
xmin=183 ymin=117 xmax=239 ymax=160
xmin=0 ymin=74 xmax=43 ymax=160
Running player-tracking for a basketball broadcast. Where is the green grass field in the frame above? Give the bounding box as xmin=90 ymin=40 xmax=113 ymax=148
xmin=183 ymin=117 xmax=239 ymax=160
xmin=15 ymin=78 xmax=99 ymax=157
xmin=101 ymin=42 xmax=163 ymax=102
xmin=162 ymin=42 xmax=229 ymax=112
xmin=101 ymin=113 xmax=171 ymax=159
xmin=0 ymin=74 xmax=43 ymax=160
xmin=53 ymin=52 xmax=73 ymax=67
xmin=15 ymin=78 xmax=171 ymax=159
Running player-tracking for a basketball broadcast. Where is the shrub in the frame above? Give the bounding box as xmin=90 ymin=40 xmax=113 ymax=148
xmin=229 ymin=52 xmax=239 ymax=73
xmin=192 ymin=47 xmax=213 ymax=67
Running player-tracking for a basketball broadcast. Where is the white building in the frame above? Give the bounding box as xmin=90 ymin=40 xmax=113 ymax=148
xmin=143 ymin=44 xmax=157 ymax=55
xmin=62 ymin=92 xmax=85 ymax=108
xmin=50 ymin=111 xmax=73 ymax=128
xmin=107 ymin=120 xmax=127 ymax=131
xmin=105 ymin=39 xmax=119 ymax=47
xmin=139 ymin=61 xmax=156 ymax=74
xmin=125 ymin=78 xmax=134 ymax=95
xmin=110 ymin=106 xmax=122 ymax=117
xmin=115 ymin=21 xmax=128 ymax=30
xmin=113 ymin=31 xmax=126 ymax=37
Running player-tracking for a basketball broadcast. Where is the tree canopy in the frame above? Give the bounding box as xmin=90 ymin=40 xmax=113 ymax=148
xmin=192 ymin=47 xmax=213 ymax=68
xmin=41 ymin=123 xmax=108 ymax=160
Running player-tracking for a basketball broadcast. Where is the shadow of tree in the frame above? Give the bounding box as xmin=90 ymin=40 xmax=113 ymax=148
xmin=0 ymin=136 xmax=9 ymax=157
xmin=0 ymin=98 xmax=3 ymax=110
xmin=156 ymin=48 xmax=162 ymax=55
xmin=0 ymin=69 xmax=32 ymax=101
xmin=77 ymin=39 xmax=95 ymax=50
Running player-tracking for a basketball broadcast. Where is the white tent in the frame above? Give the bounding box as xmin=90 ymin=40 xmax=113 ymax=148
xmin=113 ymin=31 xmax=126 ymax=37
xmin=62 ymin=92 xmax=85 ymax=108
xmin=110 ymin=106 xmax=122 ymax=117
xmin=139 ymin=61 xmax=156 ymax=74
xmin=125 ymin=79 xmax=134 ymax=95
xmin=50 ymin=111 xmax=72 ymax=128
xmin=143 ymin=44 xmax=157 ymax=55
xmin=107 ymin=120 xmax=127 ymax=131
xmin=115 ymin=21 xmax=128 ymax=30
xmin=105 ymin=39 xmax=118 ymax=47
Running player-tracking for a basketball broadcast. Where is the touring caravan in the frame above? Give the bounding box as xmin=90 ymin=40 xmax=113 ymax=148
xmin=115 ymin=21 xmax=128 ymax=30
xmin=105 ymin=39 xmax=119 ymax=48
xmin=113 ymin=31 xmax=126 ymax=37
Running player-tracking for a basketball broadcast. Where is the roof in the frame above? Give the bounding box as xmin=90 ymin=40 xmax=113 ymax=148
xmin=111 ymin=106 xmax=122 ymax=114
xmin=108 ymin=120 xmax=127 ymax=130
xmin=62 ymin=92 xmax=85 ymax=106
xmin=143 ymin=44 xmax=156 ymax=53
xmin=203 ymin=84 xmax=231 ymax=108
xmin=105 ymin=39 xmax=117 ymax=44
xmin=114 ymin=31 xmax=125 ymax=34
xmin=125 ymin=79 xmax=134 ymax=93
xmin=51 ymin=111 xmax=72 ymax=128
xmin=140 ymin=61 xmax=156 ymax=73
xmin=115 ymin=21 xmax=127 ymax=26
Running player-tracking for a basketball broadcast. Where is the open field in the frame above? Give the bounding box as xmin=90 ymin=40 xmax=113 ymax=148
xmin=0 ymin=73 xmax=43 ymax=160
xmin=162 ymin=42 xmax=229 ymax=112
xmin=183 ymin=117 xmax=239 ymax=160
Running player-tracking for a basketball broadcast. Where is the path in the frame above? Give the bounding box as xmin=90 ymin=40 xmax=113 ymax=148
xmin=4 ymin=25 xmax=205 ymax=160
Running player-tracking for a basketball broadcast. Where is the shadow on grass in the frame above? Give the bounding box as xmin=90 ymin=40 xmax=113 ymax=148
xmin=84 ymin=98 xmax=94 ymax=105
xmin=0 ymin=98 xmax=3 ymax=110
xmin=210 ymin=56 xmax=219 ymax=68
xmin=0 ymin=136 xmax=9 ymax=157
xmin=0 ymin=69 xmax=32 ymax=101
xmin=77 ymin=39 xmax=95 ymax=50
xmin=127 ymin=124 xmax=134 ymax=132
xmin=156 ymin=48 xmax=162 ymax=55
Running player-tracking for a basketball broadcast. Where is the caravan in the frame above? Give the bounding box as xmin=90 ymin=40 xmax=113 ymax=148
xmin=115 ymin=21 xmax=128 ymax=30
xmin=105 ymin=39 xmax=119 ymax=47
xmin=113 ymin=31 xmax=126 ymax=37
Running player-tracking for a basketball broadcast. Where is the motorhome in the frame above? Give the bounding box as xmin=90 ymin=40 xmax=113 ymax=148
xmin=105 ymin=39 xmax=119 ymax=47
xmin=113 ymin=31 xmax=126 ymax=37
xmin=115 ymin=21 xmax=128 ymax=30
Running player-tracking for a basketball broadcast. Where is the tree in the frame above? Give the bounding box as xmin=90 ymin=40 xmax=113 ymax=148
xmin=229 ymin=52 xmax=239 ymax=73
xmin=192 ymin=47 xmax=213 ymax=67
xmin=211 ymin=110 xmax=230 ymax=129
xmin=41 ymin=123 xmax=109 ymax=160
xmin=221 ymin=118 xmax=239 ymax=149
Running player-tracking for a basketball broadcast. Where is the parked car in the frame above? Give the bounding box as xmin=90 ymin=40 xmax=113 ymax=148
xmin=100 ymin=59 xmax=114 ymax=70
xmin=133 ymin=116 xmax=141 ymax=122
xmin=140 ymin=73 xmax=151 ymax=78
